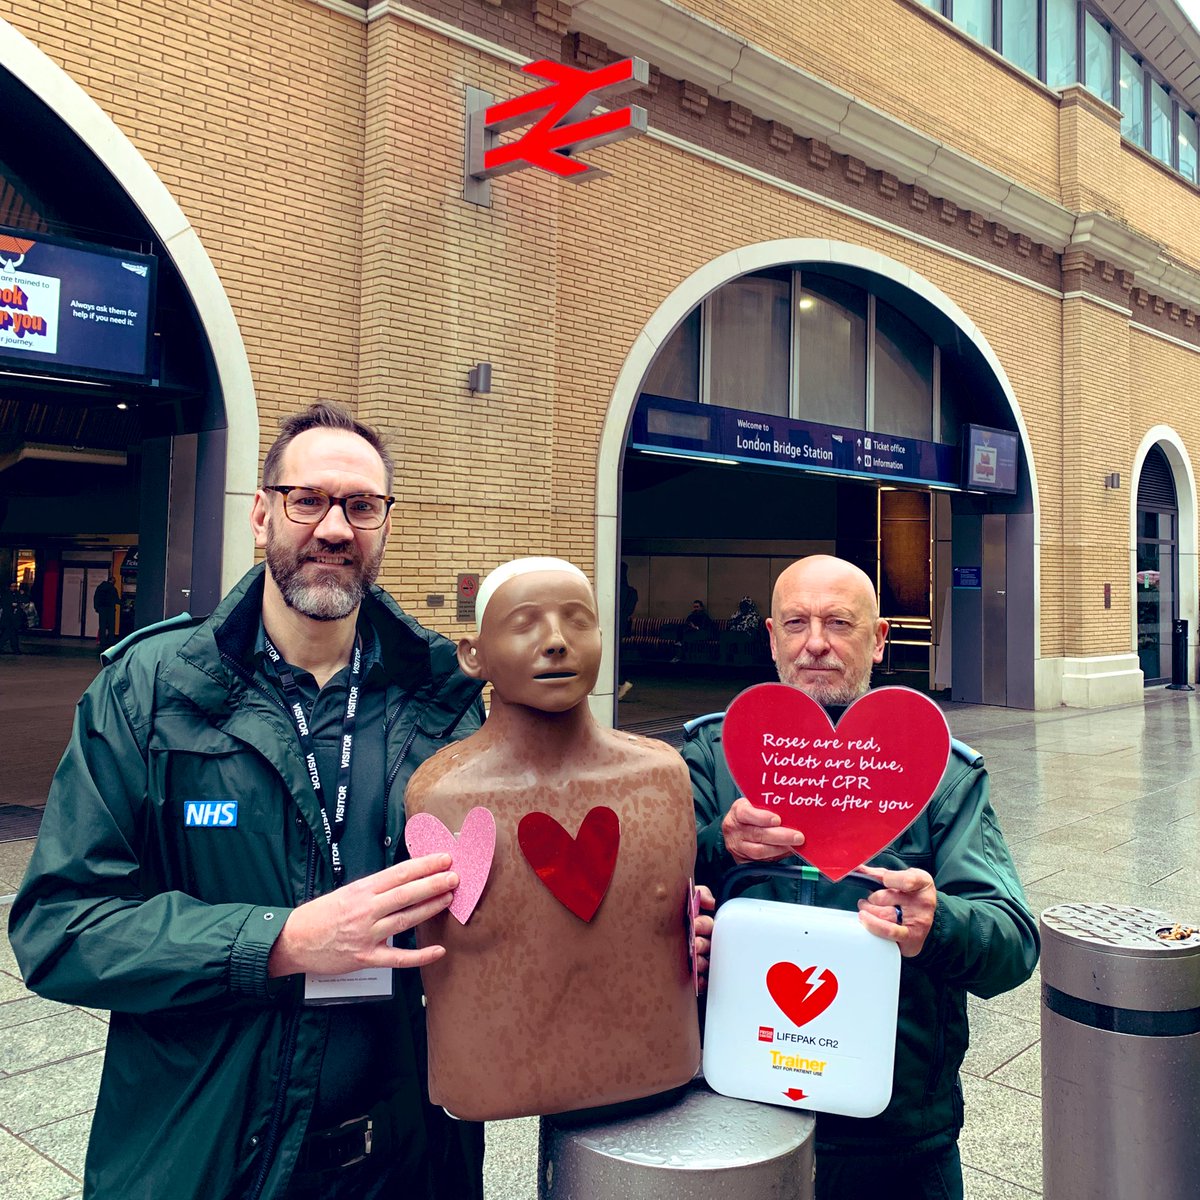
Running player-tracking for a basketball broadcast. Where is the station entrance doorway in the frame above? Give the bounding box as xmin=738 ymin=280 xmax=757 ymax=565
xmin=613 ymin=247 xmax=1036 ymax=712
xmin=621 ymin=455 xmax=953 ymax=696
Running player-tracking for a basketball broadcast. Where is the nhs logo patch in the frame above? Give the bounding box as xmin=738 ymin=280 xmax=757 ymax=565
xmin=184 ymin=800 xmax=239 ymax=828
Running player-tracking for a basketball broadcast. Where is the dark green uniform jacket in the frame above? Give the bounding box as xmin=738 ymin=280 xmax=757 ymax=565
xmin=8 ymin=566 xmax=484 ymax=1200
xmin=685 ymin=712 xmax=1039 ymax=1155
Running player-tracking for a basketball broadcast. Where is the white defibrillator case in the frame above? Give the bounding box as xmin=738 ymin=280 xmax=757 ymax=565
xmin=702 ymin=865 xmax=901 ymax=1118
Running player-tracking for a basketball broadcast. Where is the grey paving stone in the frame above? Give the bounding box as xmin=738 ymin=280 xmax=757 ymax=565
xmin=0 ymin=995 xmax=71 ymax=1031
xmin=1033 ymin=871 xmax=1200 ymax=923
xmin=0 ymin=841 xmax=35 ymax=894
xmin=0 ymin=1052 xmax=103 ymax=1134
xmin=0 ymin=969 xmax=29 ymax=1003
xmin=964 ymin=1164 xmax=1040 ymax=1198
xmin=958 ymin=1073 xmax=1043 ymax=1193
xmin=0 ymin=1011 xmax=107 ymax=1075
xmin=24 ymin=1110 xmax=90 ymax=1180
xmin=0 ymin=907 xmax=21 ymax=977
xmin=989 ymin=1040 xmax=1041 ymax=1098
xmin=0 ymin=1128 xmax=79 ymax=1200
xmin=972 ymin=971 xmax=1042 ymax=1026
xmin=1008 ymin=843 xmax=1097 ymax=886
xmin=963 ymin=1008 xmax=1039 ymax=1080
xmin=484 ymin=1116 xmax=538 ymax=1200
xmin=1009 ymin=818 xmax=1136 ymax=853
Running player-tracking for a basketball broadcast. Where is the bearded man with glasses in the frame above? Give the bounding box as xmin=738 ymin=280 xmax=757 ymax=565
xmin=10 ymin=402 xmax=486 ymax=1200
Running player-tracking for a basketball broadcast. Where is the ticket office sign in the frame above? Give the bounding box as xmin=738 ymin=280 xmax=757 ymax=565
xmin=703 ymin=899 xmax=900 ymax=1117
xmin=631 ymin=393 xmax=960 ymax=489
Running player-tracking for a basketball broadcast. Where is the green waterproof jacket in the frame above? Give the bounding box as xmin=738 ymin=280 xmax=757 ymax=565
xmin=8 ymin=566 xmax=484 ymax=1200
xmin=685 ymin=712 xmax=1039 ymax=1155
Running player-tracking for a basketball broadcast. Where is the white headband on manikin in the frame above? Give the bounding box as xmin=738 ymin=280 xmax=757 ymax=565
xmin=475 ymin=557 xmax=591 ymax=632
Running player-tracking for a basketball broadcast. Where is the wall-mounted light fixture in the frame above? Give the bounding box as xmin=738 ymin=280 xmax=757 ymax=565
xmin=468 ymin=362 xmax=492 ymax=394
xmin=1103 ymin=472 xmax=1120 ymax=489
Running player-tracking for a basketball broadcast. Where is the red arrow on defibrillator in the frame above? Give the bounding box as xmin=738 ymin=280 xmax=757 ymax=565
xmin=783 ymin=1088 xmax=808 ymax=1102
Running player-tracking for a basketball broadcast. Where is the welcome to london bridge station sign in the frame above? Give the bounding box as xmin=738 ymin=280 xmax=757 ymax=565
xmin=630 ymin=394 xmax=965 ymax=490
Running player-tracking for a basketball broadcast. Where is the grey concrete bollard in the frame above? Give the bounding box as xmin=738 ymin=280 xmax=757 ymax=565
xmin=1041 ymin=903 xmax=1200 ymax=1200
xmin=538 ymin=1082 xmax=815 ymax=1199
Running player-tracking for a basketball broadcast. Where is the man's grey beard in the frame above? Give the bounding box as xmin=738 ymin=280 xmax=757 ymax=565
xmin=266 ymin=529 xmax=385 ymax=621
xmin=777 ymin=650 xmax=872 ymax=707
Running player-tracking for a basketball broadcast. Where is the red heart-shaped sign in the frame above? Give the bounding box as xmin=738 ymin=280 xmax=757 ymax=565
xmin=723 ymin=684 xmax=950 ymax=881
xmin=517 ymin=806 xmax=620 ymax=922
xmin=767 ymin=963 xmax=839 ymax=1027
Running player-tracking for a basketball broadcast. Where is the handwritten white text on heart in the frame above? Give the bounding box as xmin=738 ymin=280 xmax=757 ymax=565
xmin=759 ymin=733 xmax=911 ymax=814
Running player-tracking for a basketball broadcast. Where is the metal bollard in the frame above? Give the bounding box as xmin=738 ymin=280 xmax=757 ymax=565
xmin=538 ymin=1081 xmax=815 ymax=1199
xmin=1041 ymin=903 xmax=1200 ymax=1200
xmin=1166 ymin=618 xmax=1193 ymax=691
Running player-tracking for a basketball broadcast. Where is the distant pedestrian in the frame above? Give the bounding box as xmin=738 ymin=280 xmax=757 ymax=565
xmin=0 ymin=583 xmax=22 ymax=653
xmin=93 ymin=575 xmax=120 ymax=650
xmin=18 ymin=583 xmax=39 ymax=631
xmin=618 ymin=561 xmax=638 ymax=700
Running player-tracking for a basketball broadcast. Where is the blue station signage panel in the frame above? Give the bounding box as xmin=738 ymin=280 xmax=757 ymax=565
xmin=631 ymin=395 xmax=961 ymax=488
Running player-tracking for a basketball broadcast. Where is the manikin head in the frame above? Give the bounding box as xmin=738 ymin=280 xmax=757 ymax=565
xmin=459 ymin=557 xmax=602 ymax=713
xmin=250 ymin=402 xmax=394 ymax=622
xmin=766 ymin=555 xmax=888 ymax=707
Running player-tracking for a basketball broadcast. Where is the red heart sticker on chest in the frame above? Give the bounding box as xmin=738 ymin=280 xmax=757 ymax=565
xmin=767 ymin=963 xmax=839 ymax=1027
xmin=723 ymin=684 xmax=950 ymax=881
xmin=517 ymin=806 xmax=620 ymax=922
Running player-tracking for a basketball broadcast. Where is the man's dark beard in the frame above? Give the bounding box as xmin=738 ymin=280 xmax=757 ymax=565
xmin=265 ymin=529 xmax=385 ymax=621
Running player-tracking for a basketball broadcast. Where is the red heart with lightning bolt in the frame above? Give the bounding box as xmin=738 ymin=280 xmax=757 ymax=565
xmin=767 ymin=963 xmax=839 ymax=1027
xmin=517 ymin=806 xmax=620 ymax=922
xmin=722 ymin=683 xmax=950 ymax=881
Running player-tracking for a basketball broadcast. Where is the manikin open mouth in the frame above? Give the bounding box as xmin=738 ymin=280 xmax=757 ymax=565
xmin=534 ymin=671 xmax=577 ymax=680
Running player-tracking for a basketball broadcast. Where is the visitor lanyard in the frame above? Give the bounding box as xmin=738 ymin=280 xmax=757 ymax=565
xmin=263 ymin=633 xmax=362 ymax=887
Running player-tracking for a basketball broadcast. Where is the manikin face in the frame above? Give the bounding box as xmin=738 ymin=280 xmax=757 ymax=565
xmin=464 ymin=570 xmax=602 ymax=713
xmin=766 ymin=557 xmax=887 ymax=707
xmin=251 ymin=428 xmax=391 ymax=621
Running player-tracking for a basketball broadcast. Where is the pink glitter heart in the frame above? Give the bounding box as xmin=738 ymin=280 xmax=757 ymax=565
xmin=404 ymin=807 xmax=496 ymax=924
xmin=686 ymin=878 xmax=701 ymax=997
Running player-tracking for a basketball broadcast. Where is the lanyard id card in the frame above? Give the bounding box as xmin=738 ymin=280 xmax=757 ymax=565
xmin=304 ymin=957 xmax=395 ymax=1005
xmin=264 ymin=634 xmax=393 ymax=1004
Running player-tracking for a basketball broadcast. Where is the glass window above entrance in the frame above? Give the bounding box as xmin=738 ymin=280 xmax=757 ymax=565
xmin=874 ymin=300 xmax=933 ymax=441
xmin=635 ymin=262 xmax=1023 ymax=500
xmin=706 ymin=274 xmax=790 ymax=416
xmin=796 ymin=275 xmax=866 ymax=428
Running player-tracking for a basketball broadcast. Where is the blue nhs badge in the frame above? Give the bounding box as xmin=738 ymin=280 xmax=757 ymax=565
xmin=184 ymin=800 xmax=239 ymax=828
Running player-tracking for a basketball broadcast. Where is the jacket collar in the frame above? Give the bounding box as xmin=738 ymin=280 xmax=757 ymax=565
xmin=162 ymin=564 xmax=475 ymax=724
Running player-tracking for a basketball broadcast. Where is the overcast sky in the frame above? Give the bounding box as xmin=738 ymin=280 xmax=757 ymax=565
xmin=1182 ymin=1 xmax=1200 ymax=30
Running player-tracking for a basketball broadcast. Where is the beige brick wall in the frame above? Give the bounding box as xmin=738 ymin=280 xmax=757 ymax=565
xmin=1058 ymin=299 xmax=1133 ymax=657
xmin=681 ymin=0 xmax=1062 ymax=202
xmin=1120 ymin=146 xmax=1200 ymax=276
xmin=9 ymin=0 xmax=1200 ymax=670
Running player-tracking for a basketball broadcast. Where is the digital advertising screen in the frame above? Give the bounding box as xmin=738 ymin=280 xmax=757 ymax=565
xmin=962 ymin=424 xmax=1019 ymax=494
xmin=0 ymin=224 xmax=157 ymax=382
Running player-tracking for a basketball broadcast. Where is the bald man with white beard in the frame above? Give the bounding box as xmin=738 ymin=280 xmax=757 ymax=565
xmin=685 ymin=554 xmax=1038 ymax=1200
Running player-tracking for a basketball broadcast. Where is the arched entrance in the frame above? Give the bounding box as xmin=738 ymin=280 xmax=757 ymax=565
xmin=1131 ymin=428 xmax=1198 ymax=686
xmin=0 ymin=19 xmax=256 ymax=635
xmin=593 ymin=240 xmax=1039 ymax=720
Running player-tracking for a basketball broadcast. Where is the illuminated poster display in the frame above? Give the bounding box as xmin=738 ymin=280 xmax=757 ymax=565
xmin=0 ymin=225 xmax=157 ymax=381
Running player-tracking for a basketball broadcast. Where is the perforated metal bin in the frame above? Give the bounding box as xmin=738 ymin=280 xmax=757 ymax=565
xmin=1041 ymin=903 xmax=1200 ymax=1200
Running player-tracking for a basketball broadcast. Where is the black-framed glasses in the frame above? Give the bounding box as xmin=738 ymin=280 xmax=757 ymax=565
xmin=264 ymin=485 xmax=394 ymax=530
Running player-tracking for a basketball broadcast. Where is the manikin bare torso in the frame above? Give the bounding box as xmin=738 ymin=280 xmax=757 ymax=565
xmin=404 ymin=565 xmax=700 ymax=1120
